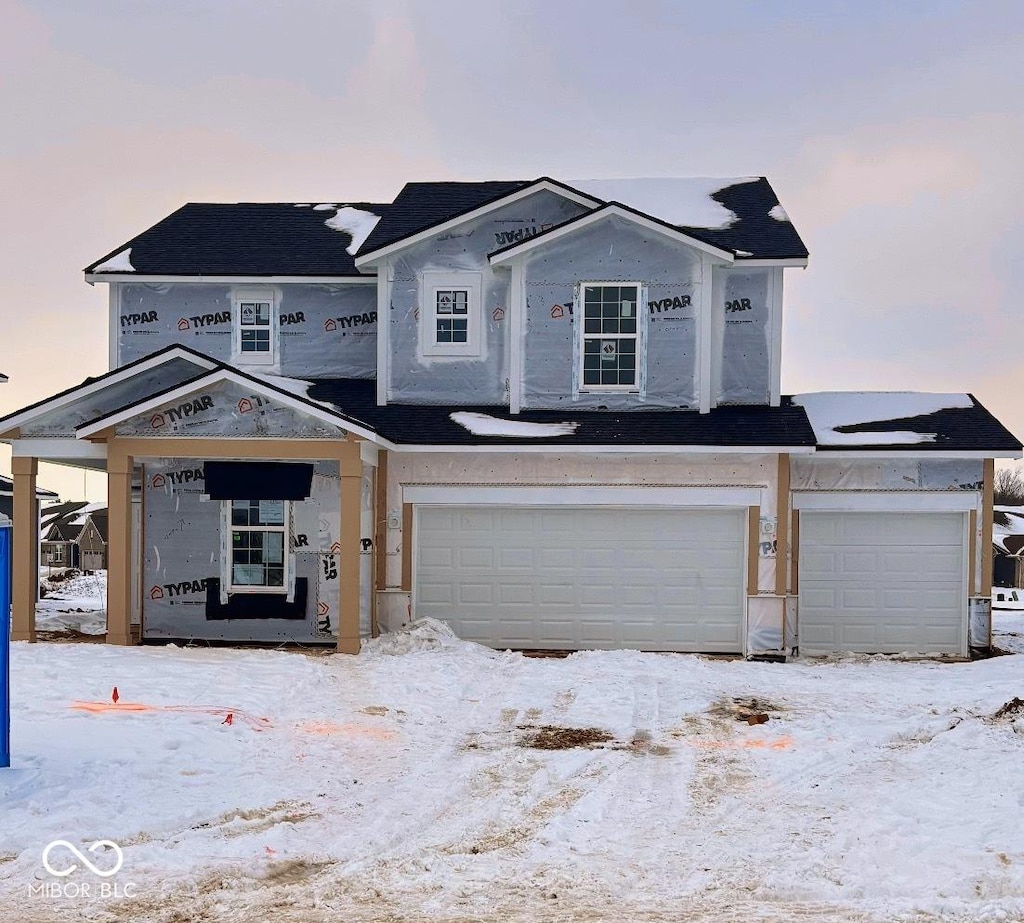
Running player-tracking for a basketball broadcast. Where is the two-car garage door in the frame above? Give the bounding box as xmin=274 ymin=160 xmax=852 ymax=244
xmin=799 ymin=511 xmax=967 ymax=656
xmin=416 ymin=506 xmax=747 ymax=653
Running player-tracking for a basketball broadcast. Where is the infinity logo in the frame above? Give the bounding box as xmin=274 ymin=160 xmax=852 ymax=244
xmin=42 ymin=840 xmax=124 ymax=878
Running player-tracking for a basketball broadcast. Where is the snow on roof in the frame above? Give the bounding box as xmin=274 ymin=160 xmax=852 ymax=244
xmin=450 ymin=412 xmax=579 ymax=438
xmin=246 ymin=371 xmax=355 ymax=417
xmin=769 ymin=204 xmax=789 ymax=222
xmin=92 ymin=247 xmax=135 ymax=272
xmin=793 ymin=392 xmax=975 ymax=446
xmin=569 ymin=178 xmax=760 ymax=230
xmin=324 ymin=206 xmax=383 ymax=255
xmin=68 ymin=501 xmax=108 ymax=528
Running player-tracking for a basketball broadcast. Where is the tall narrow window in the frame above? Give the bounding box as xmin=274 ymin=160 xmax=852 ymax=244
xmin=239 ymin=301 xmax=272 ymax=354
xmin=580 ymin=283 xmax=641 ymax=390
xmin=233 ymin=288 xmax=277 ymax=365
xmin=229 ymin=499 xmax=289 ymax=592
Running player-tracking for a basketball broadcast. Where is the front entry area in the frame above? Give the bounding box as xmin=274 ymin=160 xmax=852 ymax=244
xmin=415 ymin=505 xmax=747 ymax=652
xmin=799 ymin=510 xmax=967 ymax=656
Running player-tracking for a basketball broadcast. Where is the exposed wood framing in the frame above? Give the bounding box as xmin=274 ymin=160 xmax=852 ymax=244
xmin=106 ymin=450 xmax=134 ymax=645
xmin=337 ymin=439 xmax=362 ymax=654
xmin=968 ymin=508 xmax=977 ymax=598
xmin=10 ymin=456 xmax=38 ymax=643
xmin=747 ymin=505 xmax=760 ymax=596
xmin=982 ymin=458 xmax=994 ymax=599
xmin=775 ymin=453 xmax=790 ymax=597
xmin=401 ymin=503 xmax=413 ymax=591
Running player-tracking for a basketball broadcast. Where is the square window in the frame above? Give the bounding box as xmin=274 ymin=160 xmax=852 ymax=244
xmin=227 ymin=499 xmax=289 ymax=593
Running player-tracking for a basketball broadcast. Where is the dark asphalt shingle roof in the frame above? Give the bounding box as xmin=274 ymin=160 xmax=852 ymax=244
xmin=361 ymin=177 xmax=808 ymax=262
xmin=85 ymin=177 xmax=808 ymax=276
xmin=305 ymin=379 xmax=817 ymax=447
xmin=827 ymin=397 xmax=1022 ymax=452
xmin=84 ymin=202 xmax=391 ymax=276
xmin=358 ymin=180 xmax=530 ymax=255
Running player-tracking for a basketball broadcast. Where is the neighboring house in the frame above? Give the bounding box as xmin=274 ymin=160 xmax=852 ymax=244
xmin=0 ymin=176 xmax=1019 ymax=656
xmin=0 ymin=474 xmax=58 ymax=525
xmin=40 ymin=502 xmax=108 ymax=571
xmin=992 ymin=505 xmax=1024 ymax=589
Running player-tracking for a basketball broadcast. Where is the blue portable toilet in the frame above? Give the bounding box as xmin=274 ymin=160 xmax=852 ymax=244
xmin=0 ymin=513 xmax=10 ymax=768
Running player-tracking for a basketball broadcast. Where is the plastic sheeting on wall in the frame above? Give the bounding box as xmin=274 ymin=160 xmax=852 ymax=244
xmin=20 ymin=358 xmax=206 ymax=436
xmin=718 ymin=269 xmax=770 ymax=405
xmin=521 ymin=215 xmax=700 ymax=410
xmin=114 ymin=379 xmax=347 ymax=438
xmin=387 ymin=190 xmax=588 ymax=405
xmin=791 ymin=458 xmax=984 ymax=491
xmin=143 ymin=458 xmax=345 ymax=643
xmin=747 ymin=595 xmax=785 ymax=655
xmin=118 ymin=282 xmax=378 ymax=377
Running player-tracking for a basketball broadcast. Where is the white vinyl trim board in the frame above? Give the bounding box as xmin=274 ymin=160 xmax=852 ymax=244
xmin=414 ymin=504 xmax=748 ymax=653
xmin=799 ymin=510 xmax=968 ymax=656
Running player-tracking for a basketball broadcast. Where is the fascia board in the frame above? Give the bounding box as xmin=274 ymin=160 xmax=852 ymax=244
xmin=85 ymin=274 xmax=378 ymax=284
xmin=381 ymin=443 xmax=816 ymax=454
xmin=353 ymin=179 xmax=602 ymax=268
xmin=810 ymin=449 xmax=1022 ymax=460
xmin=733 ymin=259 xmax=809 ymax=268
xmin=74 ymin=368 xmax=382 ymax=443
xmin=488 ymin=204 xmax=736 ymax=265
xmin=0 ymin=347 xmax=221 ymax=435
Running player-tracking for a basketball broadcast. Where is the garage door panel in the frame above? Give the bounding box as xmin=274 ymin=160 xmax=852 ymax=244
xmin=800 ymin=511 xmax=966 ymax=655
xmin=416 ymin=506 xmax=746 ymax=652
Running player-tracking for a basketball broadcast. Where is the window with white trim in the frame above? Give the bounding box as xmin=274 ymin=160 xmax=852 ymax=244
xmin=233 ymin=288 xmax=277 ymax=365
xmin=421 ymin=271 xmax=482 ymax=357
xmin=580 ymin=283 xmax=641 ymax=390
xmin=228 ymin=499 xmax=289 ymax=592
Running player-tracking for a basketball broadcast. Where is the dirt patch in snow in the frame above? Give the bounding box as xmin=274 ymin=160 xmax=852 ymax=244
xmin=990 ymin=697 xmax=1024 ymax=721
xmin=707 ymin=696 xmax=784 ymax=722
xmin=518 ymin=725 xmax=613 ymax=750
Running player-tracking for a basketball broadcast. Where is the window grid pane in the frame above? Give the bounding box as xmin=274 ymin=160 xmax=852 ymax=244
xmin=581 ymin=285 xmax=639 ymax=387
xmin=230 ymin=499 xmax=287 ymax=589
xmin=435 ymin=289 xmax=470 ymax=344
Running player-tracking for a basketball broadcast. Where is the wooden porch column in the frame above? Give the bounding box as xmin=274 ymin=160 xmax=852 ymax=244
xmin=10 ymin=456 xmax=38 ymax=643
xmin=337 ymin=442 xmax=362 ymax=654
xmin=981 ymin=458 xmax=994 ymax=599
xmin=106 ymin=450 xmax=134 ymax=645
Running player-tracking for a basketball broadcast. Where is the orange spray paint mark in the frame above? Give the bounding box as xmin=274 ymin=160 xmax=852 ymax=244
xmin=681 ymin=736 xmax=793 ymax=751
xmin=296 ymin=720 xmax=397 ymax=741
xmin=70 ymin=701 xmax=271 ymax=731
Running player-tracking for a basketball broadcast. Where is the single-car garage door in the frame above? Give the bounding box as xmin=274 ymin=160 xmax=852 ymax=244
xmin=415 ymin=506 xmax=747 ymax=652
xmin=799 ymin=511 xmax=966 ymax=656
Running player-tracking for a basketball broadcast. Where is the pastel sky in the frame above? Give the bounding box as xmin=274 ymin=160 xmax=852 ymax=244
xmin=2 ymin=0 xmax=1023 ymax=500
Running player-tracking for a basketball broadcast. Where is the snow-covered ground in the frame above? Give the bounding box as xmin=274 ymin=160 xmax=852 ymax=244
xmin=1 ymin=620 xmax=1023 ymax=922
xmin=35 ymin=571 xmax=107 ymax=636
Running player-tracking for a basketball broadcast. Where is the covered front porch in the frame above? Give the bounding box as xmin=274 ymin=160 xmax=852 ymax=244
xmin=0 ymin=347 xmax=379 ymax=652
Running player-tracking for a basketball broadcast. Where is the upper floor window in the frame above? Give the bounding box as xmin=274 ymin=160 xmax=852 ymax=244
xmin=420 ymin=271 xmax=482 ymax=357
xmin=232 ymin=287 xmax=277 ymax=366
xmin=579 ymin=283 xmax=641 ymax=390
